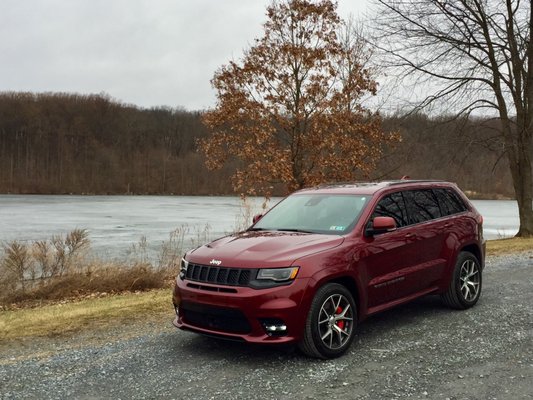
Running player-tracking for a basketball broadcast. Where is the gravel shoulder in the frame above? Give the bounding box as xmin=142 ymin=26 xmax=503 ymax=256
xmin=1 ymin=253 xmax=532 ymax=400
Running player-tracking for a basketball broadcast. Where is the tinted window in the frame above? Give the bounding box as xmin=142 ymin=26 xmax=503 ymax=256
xmin=371 ymin=192 xmax=409 ymax=228
xmin=435 ymin=188 xmax=468 ymax=215
xmin=408 ymin=190 xmax=442 ymax=223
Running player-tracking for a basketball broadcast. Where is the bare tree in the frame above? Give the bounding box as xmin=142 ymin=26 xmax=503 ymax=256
xmin=373 ymin=0 xmax=533 ymax=236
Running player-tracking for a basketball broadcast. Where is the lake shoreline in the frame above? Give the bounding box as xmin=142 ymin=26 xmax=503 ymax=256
xmin=0 ymin=190 xmax=515 ymax=201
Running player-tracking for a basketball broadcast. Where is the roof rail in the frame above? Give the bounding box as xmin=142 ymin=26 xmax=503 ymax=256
xmin=385 ymin=179 xmax=448 ymax=186
xmin=311 ymin=179 xmax=449 ymax=189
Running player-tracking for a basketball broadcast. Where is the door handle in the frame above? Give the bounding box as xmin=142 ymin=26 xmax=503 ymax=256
xmin=405 ymin=233 xmax=416 ymax=239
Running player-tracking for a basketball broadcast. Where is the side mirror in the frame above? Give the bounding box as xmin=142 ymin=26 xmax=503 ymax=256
xmin=252 ymin=214 xmax=263 ymax=224
xmin=365 ymin=216 xmax=397 ymax=236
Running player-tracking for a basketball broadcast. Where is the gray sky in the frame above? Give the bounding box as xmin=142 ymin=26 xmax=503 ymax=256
xmin=1 ymin=0 xmax=369 ymax=110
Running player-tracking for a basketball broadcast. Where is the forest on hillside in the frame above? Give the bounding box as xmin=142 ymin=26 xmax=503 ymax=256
xmin=0 ymin=92 xmax=512 ymax=197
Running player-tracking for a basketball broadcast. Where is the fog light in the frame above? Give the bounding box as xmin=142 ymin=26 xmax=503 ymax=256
xmin=260 ymin=319 xmax=288 ymax=336
xmin=266 ymin=325 xmax=286 ymax=332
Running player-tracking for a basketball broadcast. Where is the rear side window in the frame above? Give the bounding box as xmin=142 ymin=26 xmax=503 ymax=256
xmin=407 ymin=190 xmax=442 ymax=224
xmin=434 ymin=188 xmax=468 ymax=215
xmin=371 ymin=192 xmax=409 ymax=228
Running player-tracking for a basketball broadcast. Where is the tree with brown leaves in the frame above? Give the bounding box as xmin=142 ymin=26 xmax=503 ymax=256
xmin=200 ymin=0 xmax=396 ymax=196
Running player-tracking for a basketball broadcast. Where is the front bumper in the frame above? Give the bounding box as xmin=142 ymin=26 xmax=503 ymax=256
xmin=172 ymin=276 xmax=311 ymax=344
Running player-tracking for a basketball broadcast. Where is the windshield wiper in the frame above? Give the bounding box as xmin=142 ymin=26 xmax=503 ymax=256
xmin=276 ymin=228 xmax=314 ymax=234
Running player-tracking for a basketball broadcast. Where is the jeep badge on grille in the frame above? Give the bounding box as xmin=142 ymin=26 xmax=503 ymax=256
xmin=209 ymin=259 xmax=222 ymax=266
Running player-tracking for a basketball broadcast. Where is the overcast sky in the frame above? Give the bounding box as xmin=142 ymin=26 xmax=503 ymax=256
xmin=1 ymin=0 xmax=370 ymax=110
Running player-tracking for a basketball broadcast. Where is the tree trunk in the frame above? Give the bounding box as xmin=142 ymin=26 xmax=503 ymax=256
xmin=508 ymin=141 xmax=533 ymax=237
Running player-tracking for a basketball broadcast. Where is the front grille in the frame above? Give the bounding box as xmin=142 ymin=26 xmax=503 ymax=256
xmin=181 ymin=302 xmax=251 ymax=334
xmin=185 ymin=263 xmax=253 ymax=286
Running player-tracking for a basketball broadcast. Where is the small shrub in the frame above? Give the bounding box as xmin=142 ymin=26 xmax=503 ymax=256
xmin=158 ymin=227 xmax=187 ymax=270
xmin=65 ymin=228 xmax=90 ymax=255
xmin=192 ymin=223 xmax=211 ymax=248
xmin=129 ymin=235 xmax=148 ymax=265
xmin=50 ymin=228 xmax=90 ymax=276
xmin=234 ymin=197 xmax=254 ymax=232
xmin=32 ymin=240 xmax=52 ymax=279
xmin=1 ymin=241 xmax=35 ymax=292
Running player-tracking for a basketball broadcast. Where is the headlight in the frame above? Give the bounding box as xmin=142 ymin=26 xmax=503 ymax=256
xmin=179 ymin=257 xmax=189 ymax=279
xmin=256 ymin=267 xmax=299 ymax=282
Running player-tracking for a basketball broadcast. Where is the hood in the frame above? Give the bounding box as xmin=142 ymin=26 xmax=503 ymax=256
xmin=188 ymin=230 xmax=344 ymax=268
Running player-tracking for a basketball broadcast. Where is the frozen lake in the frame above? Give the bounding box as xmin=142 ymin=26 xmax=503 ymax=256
xmin=0 ymin=195 xmax=275 ymax=260
xmin=0 ymin=195 xmax=521 ymax=260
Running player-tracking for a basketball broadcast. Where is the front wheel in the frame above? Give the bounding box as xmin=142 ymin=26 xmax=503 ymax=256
xmin=441 ymin=251 xmax=482 ymax=309
xmin=298 ymin=283 xmax=357 ymax=359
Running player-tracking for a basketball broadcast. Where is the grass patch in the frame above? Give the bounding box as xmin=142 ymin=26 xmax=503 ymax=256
xmin=486 ymin=237 xmax=533 ymax=256
xmin=0 ymin=289 xmax=171 ymax=341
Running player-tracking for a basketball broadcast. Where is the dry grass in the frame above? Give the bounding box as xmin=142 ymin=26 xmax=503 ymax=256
xmin=486 ymin=237 xmax=533 ymax=256
xmin=0 ymin=289 xmax=170 ymax=341
xmin=1 ymin=264 xmax=172 ymax=306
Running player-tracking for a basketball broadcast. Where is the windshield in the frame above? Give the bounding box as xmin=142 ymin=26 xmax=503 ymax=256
xmin=252 ymin=194 xmax=369 ymax=235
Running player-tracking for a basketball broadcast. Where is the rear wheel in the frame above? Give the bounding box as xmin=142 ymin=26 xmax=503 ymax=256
xmin=298 ymin=283 xmax=357 ymax=359
xmin=441 ymin=251 xmax=482 ymax=309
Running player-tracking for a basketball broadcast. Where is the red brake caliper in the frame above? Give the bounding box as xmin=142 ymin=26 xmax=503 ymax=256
xmin=335 ymin=306 xmax=345 ymax=329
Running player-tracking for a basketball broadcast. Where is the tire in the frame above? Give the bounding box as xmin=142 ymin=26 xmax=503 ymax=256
xmin=298 ymin=283 xmax=357 ymax=359
xmin=441 ymin=251 xmax=482 ymax=309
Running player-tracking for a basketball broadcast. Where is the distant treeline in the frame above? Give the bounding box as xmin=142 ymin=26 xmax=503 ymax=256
xmin=0 ymin=92 xmax=233 ymax=194
xmin=0 ymin=92 xmax=512 ymax=197
xmin=379 ymin=114 xmax=512 ymax=198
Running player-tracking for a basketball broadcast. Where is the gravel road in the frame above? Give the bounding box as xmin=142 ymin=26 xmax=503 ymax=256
xmin=1 ymin=253 xmax=532 ymax=400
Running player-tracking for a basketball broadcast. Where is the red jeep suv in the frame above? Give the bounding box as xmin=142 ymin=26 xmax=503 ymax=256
xmin=172 ymin=180 xmax=485 ymax=358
